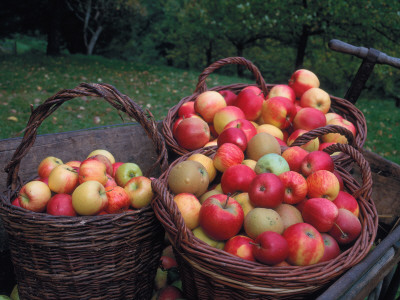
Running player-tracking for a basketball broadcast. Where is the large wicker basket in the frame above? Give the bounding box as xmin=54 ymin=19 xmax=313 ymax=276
xmin=0 ymin=83 xmax=168 ymax=300
xmin=151 ymin=143 xmax=378 ymax=299
xmin=162 ymin=57 xmax=367 ymax=170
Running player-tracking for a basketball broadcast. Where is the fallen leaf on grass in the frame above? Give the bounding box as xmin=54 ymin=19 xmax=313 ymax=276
xmin=7 ymin=116 xmax=18 ymax=122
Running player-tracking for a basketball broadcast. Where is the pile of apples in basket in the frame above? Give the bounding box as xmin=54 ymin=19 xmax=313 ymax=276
xmin=169 ymin=69 xmax=360 ymax=266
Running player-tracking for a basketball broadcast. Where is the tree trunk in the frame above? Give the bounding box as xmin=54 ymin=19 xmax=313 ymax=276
xmin=87 ymin=25 xmax=103 ymax=55
xmin=295 ymin=24 xmax=309 ymax=69
xmin=46 ymin=0 xmax=62 ymax=55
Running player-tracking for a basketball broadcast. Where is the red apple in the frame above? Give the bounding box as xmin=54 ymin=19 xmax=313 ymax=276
xmin=307 ymin=170 xmax=340 ymax=201
xmin=252 ymin=231 xmax=289 ymax=265
xmin=174 ymin=117 xmax=211 ymax=150
xmin=104 ymin=174 xmax=117 ymax=188
xmin=173 ymin=193 xmax=202 ymax=230
xmin=78 ymin=158 xmax=108 ymax=186
xmin=328 ymin=208 xmax=362 ymax=245
xmin=333 ymin=191 xmax=360 ymax=217
xmin=213 ymin=106 xmax=246 ymax=134
xmin=213 ymin=142 xmax=244 ymax=173
xmin=300 ymin=150 xmax=335 ymax=177
xmin=319 ymin=142 xmax=336 ymax=152
xmin=283 ymin=222 xmax=324 ymax=266
xmin=194 ymin=90 xmax=227 ymax=123
xmin=223 ymin=118 xmax=258 ymax=143
xmin=199 ymin=194 xmax=244 ymax=241
xmin=18 ymin=180 xmax=52 ymax=212
xmin=124 ymin=176 xmax=154 ymax=209
xmin=288 ymin=69 xmax=320 ymax=98
xmin=220 ymin=164 xmax=256 ymax=194
xmin=325 ymin=112 xmax=344 ymax=123
xmin=248 ymin=173 xmax=284 ymax=208
xmin=172 ymin=114 xmax=202 ymax=136
xmin=261 ymin=96 xmax=297 ymax=130
xmin=65 ymin=160 xmax=81 ymax=169
xmin=300 ymin=87 xmax=331 ymax=114
xmin=112 ymin=162 xmax=124 ymax=178
xmin=235 ymin=88 xmax=264 ymax=121
xmin=333 ymin=170 xmax=345 ymax=191
xmin=266 ymin=84 xmax=296 ymax=103
xmin=37 ymin=156 xmax=63 ymax=178
xmin=302 ymin=197 xmax=339 ymax=232
xmin=46 ymin=193 xmax=77 ymax=216
xmin=278 ymin=171 xmax=308 ymax=205
xmin=72 ymin=180 xmax=108 ymax=215
xmin=242 ymin=85 xmax=264 ymax=98
xmin=105 ymin=186 xmax=130 ymax=214
xmin=293 ymin=107 xmax=326 ymax=131
xmin=157 ymin=285 xmax=183 ymax=300
xmin=219 ymin=90 xmax=237 ymax=106
xmin=281 ymin=146 xmax=309 ymax=173
xmin=178 ymin=101 xmax=196 ymax=117
xmin=217 ymin=127 xmax=248 ymax=151
xmin=11 ymin=198 xmax=21 ymax=207
xmin=322 ymin=118 xmax=357 ymax=144
xmin=160 ymin=255 xmax=178 ymax=270
xmin=224 ymin=235 xmax=256 ymax=262
xmin=320 ymin=233 xmax=341 ymax=262
xmin=48 ymin=164 xmax=79 ymax=194
xmin=287 ymin=129 xmax=320 ymax=152
xmin=87 ymin=154 xmax=113 ymax=176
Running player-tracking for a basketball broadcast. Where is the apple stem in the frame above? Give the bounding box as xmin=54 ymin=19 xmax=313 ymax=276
xmin=223 ymin=194 xmax=230 ymax=209
xmin=334 ymin=223 xmax=348 ymax=239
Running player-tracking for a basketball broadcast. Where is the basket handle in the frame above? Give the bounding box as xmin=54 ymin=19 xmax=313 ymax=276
xmin=194 ymin=57 xmax=269 ymax=97
xmin=4 ymin=82 xmax=169 ymax=190
xmin=290 ymin=125 xmax=356 ymax=149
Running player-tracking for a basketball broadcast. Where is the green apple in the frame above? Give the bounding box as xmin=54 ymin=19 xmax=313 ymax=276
xmin=192 ymin=226 xmax=225 ymax=249
xmin=72 ymin=180 xmax=108 ymax=215
xmin=10 ymin=285 xmax=19 ymax=300
xmin=0 ymin=295 xmax=11 ymax=300
xmin=255 ymin=153 xmax=290 ymax=175
xmin=115 ymin=162 xmax=143 ymax=187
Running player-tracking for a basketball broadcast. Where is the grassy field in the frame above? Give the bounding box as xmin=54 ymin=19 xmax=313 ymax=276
xmin=0 ymin=53 xmax=399 ymax=164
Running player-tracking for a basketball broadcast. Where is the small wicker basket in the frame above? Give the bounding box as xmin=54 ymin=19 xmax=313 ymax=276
xmin=151 ymin=143 xmax=378 ymax=299
xmin=162 ymin=57 xmax=367 ymax=171
xmin=0 ymin=83 xmax=168 ymax=300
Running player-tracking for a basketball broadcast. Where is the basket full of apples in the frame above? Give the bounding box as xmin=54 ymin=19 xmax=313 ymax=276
xmin=162 ymin=56 xmax=367 ymax=171
xmin=151 ymin=128 xmax=378 ymax=298
xmin=0 ymin=83 xmax=168 ymax=300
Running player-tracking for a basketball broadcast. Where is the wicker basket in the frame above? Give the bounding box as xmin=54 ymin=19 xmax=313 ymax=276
xmin=0 ymin=83 xmax=168 ymax=300
xmin=162 ymin=57 xmax=367 ymax=170
xmin=151 ymin=143 xmax=378 ymax=299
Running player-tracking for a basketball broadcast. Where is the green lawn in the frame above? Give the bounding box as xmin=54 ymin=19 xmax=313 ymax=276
xmin=0 ymin=53 xmax=399 ymax=165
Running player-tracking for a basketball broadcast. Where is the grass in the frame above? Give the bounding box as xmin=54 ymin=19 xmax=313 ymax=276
xmin=0 ymin=53 xmax=399 ymax=165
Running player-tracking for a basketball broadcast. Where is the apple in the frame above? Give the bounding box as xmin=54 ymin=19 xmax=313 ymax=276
xmin=37 ymin=156 xmax=63 ymax=178
xmin=47 ymin=163 xmax=79 ymax=194
xmin=283 ymin=222 xmax=324 ymax=266
xmin=65 ymin=160 xmax=81 ymax=169
xmin=307 ymin=170 xmax=340 ymax=201
xmin=46 ymin=193 xmax=77 ymax=216
xmin=293 ymin=107 xmax=326 ymax=131
xmin=224 ymin=235 xmax=256 ymax=261
xmin=192 ymin=226 xmax=225 ymax=249
xmin=157 ymin=285 xmax=183 ymax=300
xmin=266 ymin=84 xmax=296 ymax=103
xmin=105 ymin=186 xmax=130 ymax=214
xmin=329 ymin=208 xmax=362 ymax=245
xmin=87 ymin=154 xmax=113 ymax=175
xmin=187 ymin=153 xmax=217 ymax=182
xmin=254 ymin=153 xmax=290 ymax=175
xmin=11 ymin=198 xmax=21 ymax=207
xmin=252 ymin=231 xmax=289 ymax=265
xmin=333 ymin=170 xmax=345 ymax=191
xmin=194 ymin=90 xmax=227 ymax=123
xmin=241 ymin=159 xmax=257 ymax=171
xmin=325 ymin=112 xmax=344 ymax=123
xmin=124 ymin=176 xmax=154 ymax=209
xmin=300 ymin=87 xmax=331 ymax=114
xmin=300 ymin=150 xmax=335 ymax=177
xmin=178 ymin=101 xmax=196 ymax=117
xmin=172 ymin=114 xmax=202 ymax=136
xmin=320 ymin=233 xmax=341 ymax=262
xmin=281 ymin=146 xmax=309 ymax=173
xmin=287 ymin=129 xmax=320 ymax=152
xmin=87 ymin=149 xmax=115 ymax=164
xmin=204 ymin=139 xmax=218 ymax=147
xmin=302 ymin=197 xmax=339 ymax=232
xmin=223 ymin=118 xmax=257 ymax=143
xmin=274 ymin=203 xmax=304 ymax=230
xmin=233 ymin=192 xmax=255 ymax=217
xmin=322 ymin=118 xmax=357 ymax=144
xmin=217 ymin=127 xmax=248 ymax=151
xmin=115 ymin=162 xmax=143 ymax=187
xmin=244 ymin=207 xmax=284 ymax=238
xmin=219 ymin=90 xmax=237 ymax=106
xmin=37 ymin=176 xmax=49 ymax=185
xmin=256 ymin=124 xmax=284 ymax=140
xmin=174 ymin=117 xmax=211 ymax=150
xmin=154 ymin=267 xmax=168 ymax=291
xmin=213 ymin=142 xmax=244 ymax=173
xmin=242 ymin=85 xmax=264 ymax=97
xmin=78 ymin=158 xmax=108 ymax=186
xmin=213 ymin=106 xmax=245 ymax=134
xmin=333 ymin=191 xmax=360 ymax=217
xmin=173 ymin=193 xmax=202 ymax=230
xmin=18 ymin=180 xmax=52 ymax=212
xmin=261 ymin=96 xmax=297 ymax=130
xmin=72 ymin=180 xmax=108 ymax=215
xmin=112 ymin=162 xmax=124 ymax=178
xmin=278 ymin=171 xmax=308 ymax=205
xmin=220 ymin=164 xmax=256 ymax=194
xmin=235 ymin=88 xmax=264 ymax=121
xmin=160 ymin=255 xmax=178 ymax=270
xmin=199 ymin=194 xmax=244 ymax=241
xmin=288 ymin=69 xmax=320 ymax=98
xmin=104 ymin=174 xmax=117 ymax=188
xmin=246 ymin=132 xmax=281 ymax=161
xmin=248 ymin=173 xmax=284 ymax=208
